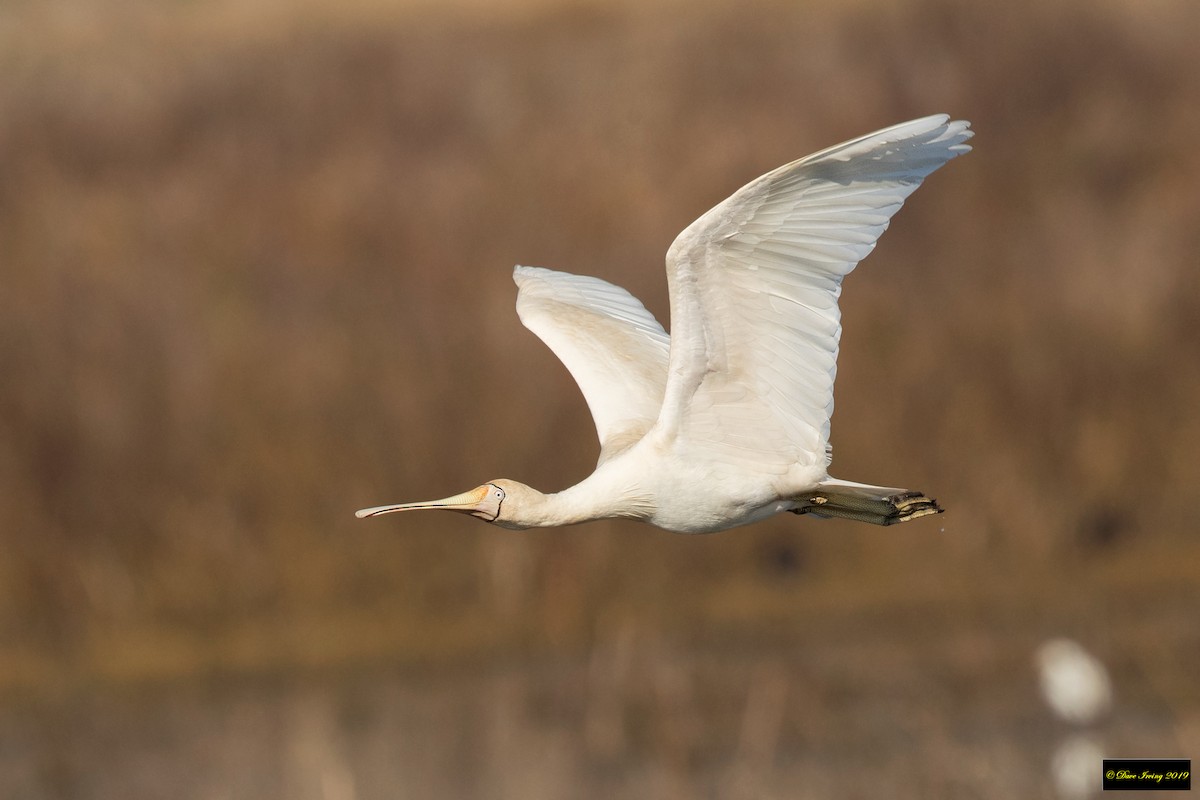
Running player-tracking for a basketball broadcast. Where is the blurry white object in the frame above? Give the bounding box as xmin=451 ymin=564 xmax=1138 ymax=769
xmin=1051 ymin=734 xmax=1104 ymax=799
xmin=358 ymin=116 xmax=971 ymax=533
xmin=1036 ymin=639 xmax=1113 ymax=725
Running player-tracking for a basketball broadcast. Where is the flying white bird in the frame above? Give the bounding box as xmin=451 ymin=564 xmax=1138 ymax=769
xmin=358 ymin=115 xmax=971 ymax=533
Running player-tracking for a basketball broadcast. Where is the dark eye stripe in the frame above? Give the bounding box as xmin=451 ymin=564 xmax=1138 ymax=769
xmin=486 ymin=483 xmax=505 ymax=521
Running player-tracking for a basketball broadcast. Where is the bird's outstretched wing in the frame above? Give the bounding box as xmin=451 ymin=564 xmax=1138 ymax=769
xmin=655 ymin=115 xmax=972 ymax=476
xmin=514 ymin=266 xmax=670 ymax=462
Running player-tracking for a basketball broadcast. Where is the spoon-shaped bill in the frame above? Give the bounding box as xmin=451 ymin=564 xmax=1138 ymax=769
xmin=355 ymin=484 xmax=502 ymax=521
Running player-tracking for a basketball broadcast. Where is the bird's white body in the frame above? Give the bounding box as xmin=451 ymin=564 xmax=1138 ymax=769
xmin=520 ymin=435 xmax=820 ymax=533
xmin=358 ymin=115 xmax=972 ymax=533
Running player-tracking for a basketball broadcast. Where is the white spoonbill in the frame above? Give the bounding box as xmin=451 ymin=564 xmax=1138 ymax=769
xmin=358 ymin=115 xmax=971 ymax=533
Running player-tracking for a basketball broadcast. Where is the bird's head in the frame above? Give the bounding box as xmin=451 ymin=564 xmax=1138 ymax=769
xmin=355 ymin=479 xmax=540 ymax=530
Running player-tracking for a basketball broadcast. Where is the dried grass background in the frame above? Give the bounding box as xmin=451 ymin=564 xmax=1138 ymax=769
xmin=1 ymin=0 xmax=1198 ymax=797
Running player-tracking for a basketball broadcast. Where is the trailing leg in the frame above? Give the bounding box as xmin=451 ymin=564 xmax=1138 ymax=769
xmin=791 ymin=479 xmax=943 ymax=526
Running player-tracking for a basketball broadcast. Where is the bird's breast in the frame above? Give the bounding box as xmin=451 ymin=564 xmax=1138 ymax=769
xmin=636 ymin=460 xmax=782 ymax=534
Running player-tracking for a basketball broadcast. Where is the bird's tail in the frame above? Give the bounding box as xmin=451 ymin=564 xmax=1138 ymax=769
xmin=791 ymin=478 xmax=943 ymax=526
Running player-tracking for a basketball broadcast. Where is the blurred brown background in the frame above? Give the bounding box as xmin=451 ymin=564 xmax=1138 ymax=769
xmin=1 ymin=0 xmax=1198 ymax=796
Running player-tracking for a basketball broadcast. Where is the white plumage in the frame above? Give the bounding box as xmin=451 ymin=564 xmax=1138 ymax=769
xmin=358 ymin=115 xmax=972 ymax=532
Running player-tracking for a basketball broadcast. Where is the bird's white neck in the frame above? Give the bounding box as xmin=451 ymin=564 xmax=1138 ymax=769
xmin=513 ymin=469 xmax=653 ymax=529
